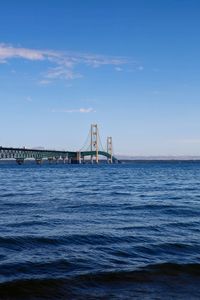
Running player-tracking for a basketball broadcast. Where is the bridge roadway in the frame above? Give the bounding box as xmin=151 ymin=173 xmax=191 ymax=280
xmin=0 ymin=147 xmax=118 ymax=164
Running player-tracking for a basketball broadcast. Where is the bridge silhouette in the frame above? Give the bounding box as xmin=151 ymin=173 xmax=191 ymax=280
xmin=0 ymin=124 xmax=119 ymax=164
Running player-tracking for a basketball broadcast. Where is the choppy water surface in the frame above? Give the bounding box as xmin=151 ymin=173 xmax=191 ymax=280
xmin=0 ymin=162 xmax=200 ymax=299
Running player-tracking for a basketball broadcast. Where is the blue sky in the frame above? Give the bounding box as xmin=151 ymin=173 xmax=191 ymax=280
xmin=0 ymin=0 xmax=200 ymax=155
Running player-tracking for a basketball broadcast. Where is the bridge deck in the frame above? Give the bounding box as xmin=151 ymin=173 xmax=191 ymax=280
xmin=0 ymin=147 xmax=118 ymax=163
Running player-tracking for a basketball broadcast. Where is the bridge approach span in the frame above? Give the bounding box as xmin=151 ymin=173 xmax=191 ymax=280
xmin=0 ymin=147 xmax=119 ymax=164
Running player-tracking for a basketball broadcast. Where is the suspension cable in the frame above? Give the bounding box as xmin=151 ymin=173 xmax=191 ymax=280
xmin=79 ymin=127 xmax=91 ymax=151
xmin=97 ymin=129 xmax=105 ymax=152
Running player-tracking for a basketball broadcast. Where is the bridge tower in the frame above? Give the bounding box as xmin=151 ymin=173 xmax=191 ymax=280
xmin=107 ymin=136 xmax=113 ymax=163
xmin=90 ymin=124 xmax=99 ymax=163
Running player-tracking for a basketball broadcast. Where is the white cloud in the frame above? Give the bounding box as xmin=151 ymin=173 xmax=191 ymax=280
xmin=0 ymin=43 xmax=131 ymax=82
xmin=0 ymin=44 xmax=45 ymax=61
xmin=51 ymin=107 xmax=95 ymax=113
xmin=79 ymin=108 xmax=95 ymax=113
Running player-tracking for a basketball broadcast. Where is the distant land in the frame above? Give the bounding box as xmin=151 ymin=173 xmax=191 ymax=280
xmin=117 ymin=155 xmax=200 ymax=161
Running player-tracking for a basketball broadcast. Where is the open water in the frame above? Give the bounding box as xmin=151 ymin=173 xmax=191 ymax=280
xmin=0 ymin=161 xmax=200 ymax=299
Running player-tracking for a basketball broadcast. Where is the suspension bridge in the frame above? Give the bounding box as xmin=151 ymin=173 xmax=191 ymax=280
xmin=0 ymin=124 xmax=119 ymax=165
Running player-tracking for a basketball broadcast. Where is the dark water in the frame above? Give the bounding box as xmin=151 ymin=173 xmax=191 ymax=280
xmin=0 ymin=162 xmax=200 ymax=299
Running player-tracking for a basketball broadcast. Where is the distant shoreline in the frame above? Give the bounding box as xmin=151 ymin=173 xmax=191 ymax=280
xmin=1 ymin=159 xmax=200 ymax=164
xmin=120 ymin=159 xmax=200 ymax=163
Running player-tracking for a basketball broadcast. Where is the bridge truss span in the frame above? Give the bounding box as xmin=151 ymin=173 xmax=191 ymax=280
xmin=0 ymin=147 xmax=77 ymax=164
xmin=79 ymin=150 xmax=118 ymax=164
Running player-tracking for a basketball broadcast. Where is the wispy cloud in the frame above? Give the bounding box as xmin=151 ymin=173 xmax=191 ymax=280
xmin=137 ymin=65 xmax=144 ymax=71
xmin=0 ymin=44 xmax=45 ymax=62
xmin=0 ymin=43 xmax=133 ymax=82
xmin=25 ymin=96 xmax=32 ymax=102
xmin=45 ymin=66 xmax=82 ymax=80
xmin=115 ymin=67 xmax=123 ymax=72
xmin=38 ymin=79 xmax=52 ymax=85
xmin=51 ymin=107 xmax=96 ymax=113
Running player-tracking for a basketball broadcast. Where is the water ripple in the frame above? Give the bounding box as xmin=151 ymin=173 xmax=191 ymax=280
xmin=0 ymin=162 xmax=200 ymax=299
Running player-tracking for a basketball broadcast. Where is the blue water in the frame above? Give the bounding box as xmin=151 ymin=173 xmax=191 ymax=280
xmin=0 ymin=162 xmax=200 ymax=299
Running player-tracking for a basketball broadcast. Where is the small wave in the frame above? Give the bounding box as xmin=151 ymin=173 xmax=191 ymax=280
xmin=163 ymin=207 xmax=200 ymax=217
xmin=131 ymin=203 xmax=175 ymax=210
xmin=1 ymin=202 xmax=36 ymax=208
xmin=145 ymin=262 xmax=200 ymax=276
xmin=110 ymin=191 xmax=132 ymax=196
xmin=0 ymin=258 xmax=78 ymax=278
xmin=0 ymin=263 xmax=199 ymax=299
xmin=168 ymin=196 xmax=182 ymax=200
xmin=8 ymin=220 xmax=48 ymax=228
xmin=0 ymin=192 xmax=41 ymax=198
xmin=135 ymin=242 xmax=199 ymax=256
xmin=0 ymin=193 xmax=23 ymax=198
xmin=0 ymin=234 xmax=141 ymax=250
xmin=0 ymin=236 xmax=65 ymax=250
xmin=166 ymin=220 xmax=200 ymax=229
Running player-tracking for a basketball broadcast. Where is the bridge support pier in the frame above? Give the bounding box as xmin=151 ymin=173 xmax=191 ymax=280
xmin=54 ymin=157 xmax=59 ymax=164
xmin=35 ymin=158 xmax=42 ymax=165
xmin=90 ymin=124 xmax=99 ymax=164
xmin=62 ymin=157 xmax=67 ymax=164
xmin=16 ymin=158 xmax=24 ymax=165
xmin=77 ymin=152 xmax=82 ymax=164
xmin=48 ymin=157 xmax=53 ymax=164
xmin=70 ymin=158 xmax=80 ymax=164
xmin=107 ymin=137 xmax=113 ymax=164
